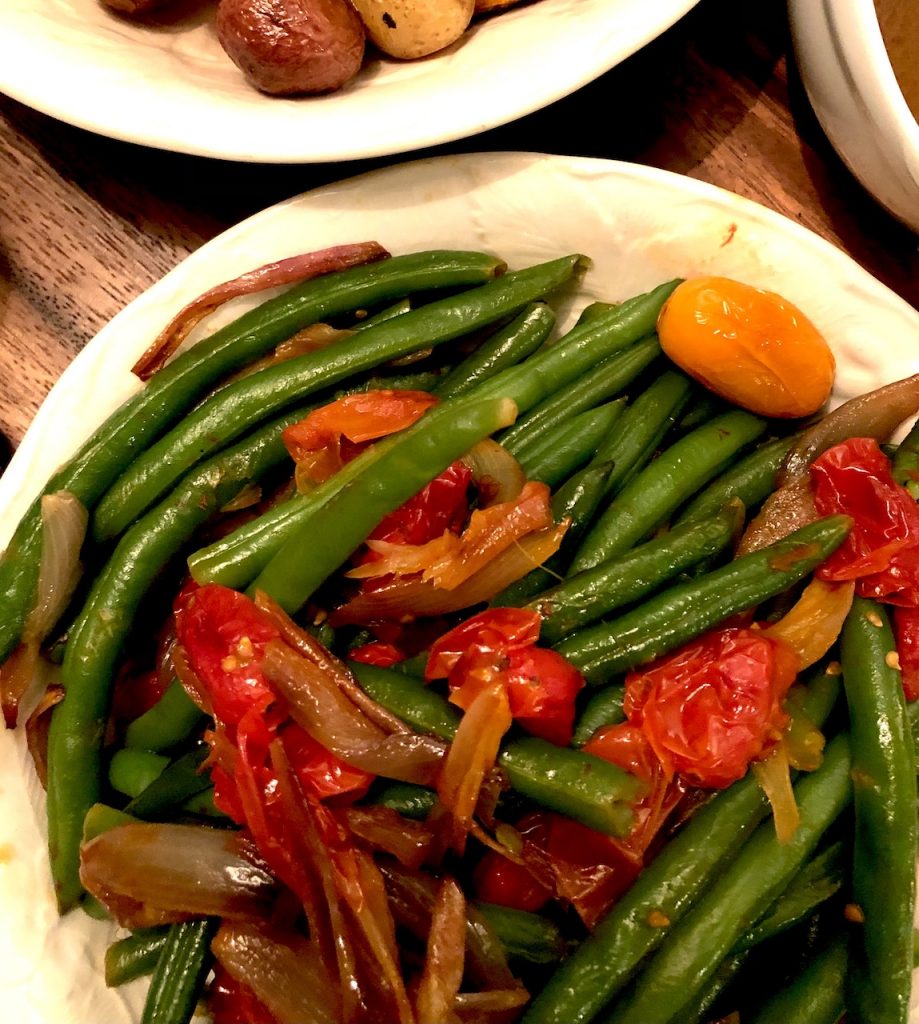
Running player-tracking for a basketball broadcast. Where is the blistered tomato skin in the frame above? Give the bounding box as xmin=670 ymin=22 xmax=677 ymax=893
xmin=657 ymin=277 xmax=835 ymax=418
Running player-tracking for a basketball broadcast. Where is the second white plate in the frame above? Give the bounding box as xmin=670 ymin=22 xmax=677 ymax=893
xmin=0 ymin=0 xmax=699 ymax=162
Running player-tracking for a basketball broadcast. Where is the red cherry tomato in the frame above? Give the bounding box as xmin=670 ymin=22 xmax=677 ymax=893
xmin=175 ymin=583 xmax=373 ymax=810
xmin=811 ymin=438 xmax=919 ymax=606
xmin=209 ymin=965 xmax=279 ymax=1024
xmin=348 ymin=641 xmax=405 ymax=667
xmin=369 ymin=460 xmax=473 ymax=548
xmin=426 ymin=608 xmax=542 ymax=681
xmin=174 ymin=583 xmax=279 ymax=729
xmin=474 ymin=850 xmax=552 ymax=912
xmin=893 ymin=606 xmax=919 ymax=702
xmin=426 ymin=609 xmax=583 ymax=744
xmin=623 ymin=627 xmax=799 ymax=788
xmin=503 ymin=646 xmax=584 ymax=746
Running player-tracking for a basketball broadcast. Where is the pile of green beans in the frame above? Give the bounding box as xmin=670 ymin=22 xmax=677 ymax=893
xmin=5 ymin=251 xmax=916 ymax=1024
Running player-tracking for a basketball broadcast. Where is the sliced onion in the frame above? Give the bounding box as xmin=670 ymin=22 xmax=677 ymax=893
xmin=752 ymin=742 xmax=799 ymax=844
xmin=212 ymin=922 xmax=339 ymax=1024
xmin=454 ymin=989 xmax=530 ymax=1020
xmin=262 ymin=640 xmax=447 ymax=785
xmin=737 ymin=476 xmax=818 ymax=556
xmin=227 ymin=324 xmax=351 ymax=388
xmin=781 ymin=373 xmax=919 ymax=483
xmin=463 ymin=439 xmax=526 ymax=506
xmin=253 ymin=590 xmax=410 ymax=735
xmin=171 ymin=641 xmax=212 ymax=715
xmin=763 ymin=578 xmax=855 ymax=670
xmin=2 ymin=492 xmax=88 ymax=728
xmin=379 ymin=862 xmax=517 ymax=991
xmin=436 ymin=682 xmax=512 ymax=854
xmin=741 ymin=374 xmax=919 ymax=554
xmin=351 ymin=850 xmax=415 ymax=1024
xmin=24 ymin=683 xmax=63 ymax=788
xmin=348 ymin=480 xmax=554 ymax=587
xmin=131 ymin=241 xmax=389 ymax=380
xmin=80 ymin=823 xmax=278 ymax=929
xmin=334 ymin=522 xmax=568 ymax=624
xmin=268 ymin=740 xmax=362 ymax=1020
xmin=219 ymin=483 xmax=262 ymax=514
xmin=31 ymin=492 xmax=88 ymax=640
xmin=414 ymin=877 xmax=466 ymax=1024
xmin=345 ymin=805 xmax=433 ymax=870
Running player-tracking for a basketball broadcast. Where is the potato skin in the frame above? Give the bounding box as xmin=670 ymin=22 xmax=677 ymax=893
xmin=216 ymin=0 xmax=366 ymax=95
xmin=100 ymin=0 xmax=175 ymax=13
xmin=350 ymin=0 xmax=474 ymax=59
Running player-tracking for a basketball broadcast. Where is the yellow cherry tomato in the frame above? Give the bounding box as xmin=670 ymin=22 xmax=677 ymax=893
xmin=657 ymin=277 xmax=835 ymax=418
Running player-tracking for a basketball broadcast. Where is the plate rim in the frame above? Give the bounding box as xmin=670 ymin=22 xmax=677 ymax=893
xmin=0 ymin=0 xmax=701 ymax=162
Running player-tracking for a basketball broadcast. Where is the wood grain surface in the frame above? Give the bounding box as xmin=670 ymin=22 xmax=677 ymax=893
xmin=0 ymin=0 xmax=916 ymax=461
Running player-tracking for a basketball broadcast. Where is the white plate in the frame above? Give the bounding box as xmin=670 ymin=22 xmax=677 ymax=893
xmin=0 ymin=0 xmax=699 ymax=162
xmin=1 ymin=153 xmax=918 ymax=1022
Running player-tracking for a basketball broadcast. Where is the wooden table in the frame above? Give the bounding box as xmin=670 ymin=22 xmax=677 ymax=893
xmin=1 ymin=0 xmax=916 ymax=464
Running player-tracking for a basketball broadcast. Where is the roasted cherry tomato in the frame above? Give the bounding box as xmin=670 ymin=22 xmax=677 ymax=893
xmin=367 ymin=459 xmax=473 ymax=548
xmin=893 ymin=606 xmax=919 ymax=702
xmin=425 ymin=608 xmax=541 ymax=681
xmin=348 ymin=640 xmax=406 ymax=667
xmin=657 ymin=276 xmax=834 ymax=418
xmin=174 ymin=582 xmax=279 ymax=729
xmin=622 ymin=627 xmax=799 ymax=788
xmin=426 ymin=609 xmax=583 ymax=745
xmin=209 ymin=965 xmax=279 ymax=1024
xmin=503 ymin=646 xmax=584 ymax=746
xmin=282 ymin=389 xmax=438 ymax=486
xmin=474 ymin=849 xmax=552 ymax=912
xmin=811 ymin=437 xmax=919 ymax=606
xmin=175 ymin=583 xmax=373 ymax=813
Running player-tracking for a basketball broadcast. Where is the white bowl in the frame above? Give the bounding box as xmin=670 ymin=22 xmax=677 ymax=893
xmin=788 ymin=0 xmax=919 ymax=232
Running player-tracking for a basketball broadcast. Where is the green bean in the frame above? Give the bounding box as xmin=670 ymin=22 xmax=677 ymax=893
xmin=533 ymin=504 xmax=741 ymax=645
xmin=734 ymin=841 xmax=844 ymax=951
xmin=519 ymin=400 xmax=626 ymax=487
xmin=500 ymin=336 xmax=660 ymax=457
xmin=125 ymin=748 xmax=213 ymax=820
xmin=593 ymin=370 xmax=694 ymax=499
xmin=94 ymin=257 xmax=583 ymax=542
xmin=350 ymin=662 xmax=641 ymax=836
xmin=188 ymin=428 xmax=403 ymax=589
xmin=472 ymin=281 xmax=678 ymax=416
xmin=599 ymin=734 xmax=852 ymax=1024
xmin=673 ymin=951 xmax=748 ymax=1024
xmin=571 ymin=684 xmax=626 ymax=747
xmin=474 ymin=902 xmax=568 ymax=965
xmin=369 ymin=781 xmax=438 ymax=820
xmin=350 ymin=663 xmax=461 ymax=739
xmin=841 ymin=597 xmax=917 ymax=1024
xmin=0 ymin=250 xmax=501 ymax=665
xmin=557 ymin=515 xmax=851 ymax=685
xmin=109 ymin=749 xmax=169 ymax=798
xmin=746 ymin=934 xmax=846 ymax=1024
xmin=501 ymin=737 xmax=641 ymax=836
xmin=352 ymin=296 xmax=412 ymax=329
xmin=125 ymin=681 xmax=204 ymax=752
xmin=570 ymin=409 xmax=766 ymax=574
xmin=909 ymin=699 xmax=919 ymax=775
xmin=490 ymin=461 xmax=615 ymax=607
xmin=576 ymin=301 xmax=618 ymax=325
xmin=140 ymin=919 xmax=217 ymax=1024
xmin=521 ymin=669 xmax=840 ymax=1024
xmin=81 ymin=896 xmax=112 ymax=921
xmin=191 ymin=281 xmax=678 ymax=590
xmin=434 ymin=302 xmax=555 ymax=399
xmin=82 ymin=803 xmax=140 ymax=843
xmin=252 ymin=395 xmax=517 ymax=611
xmin=105 ymin=928 xmax=169 ymax=987
xmin=675 ymin=392 xmax=724 ymax=433
xmin=676 ymin=434 xmax=796 ymax=525
xmin=46 ymin=408 xmax=304 ymax=911
xmin=892 ymin=416 xmax=919 ymax=499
